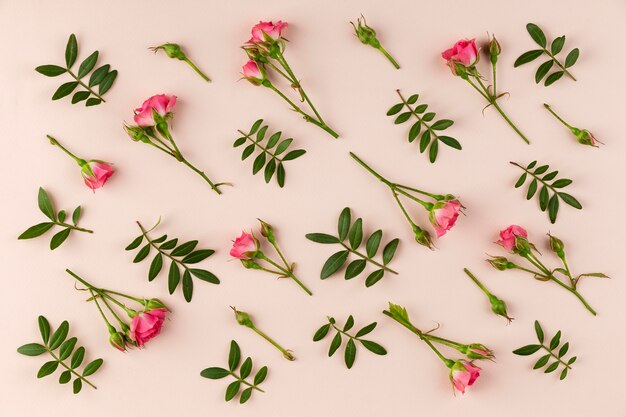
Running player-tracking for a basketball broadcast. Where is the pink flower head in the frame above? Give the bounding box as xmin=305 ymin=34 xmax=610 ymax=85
xmin=249 ymin=21 xmax=288 ymax=43
xmin=133 ymin=94 xmax=177 ymax=127
xmin=430 ymin=200 xmax=462 ymax=237
xmin=242 ymin=60 xmax=265 ymax=85
xmin=81 ymin=161 xmax=114 ymax=190
xmin=497 ymin=225 xmax=528 ymax=251
xmin=230 ymin=231 xmax=259 ymax=259
xmin=130 ymin=308 xmax=167 ymax=347
xmin=450 ymin=360 xmax=481 ymax=394
xmin=441 ymin=39 xmax=478 ymax=74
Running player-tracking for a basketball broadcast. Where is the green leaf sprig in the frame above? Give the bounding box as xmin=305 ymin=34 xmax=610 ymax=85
xmin=150 ymin=43 xmax=211 ymax=82
xmin=387 ymin=90 xmax=461 ymax=163
xmin=200 ymin=340 xmax=268 ymax=404
xmin=18 ymin=187 xmax=92 ymax=250
xmin=350 ymin=15 xmax=400 ymax=69
xmin=511 ymin=160 xmax=582 ymax=223
xmin=514 ymin=23 xmax=579 ymax=86
xmin=306 ymin=207 xmax=399 ymax=287
xmin=234 ymin=119 xmax=306 ymax=187
xmin=17 ymin=316 xmax=104 ymax=394
xmin=463 ymin=268 xmax=513 ymax=323
xmin=35 ymin=34 xmax=117 ymax=106
xmin=232 ymin=307 xmax=295 ymax=361
xmin=126 ymin=218 xmax=219 ymax=302
xmin=513 ymin=320 xmax=576 ymax=380
xmin=313 ymin=315 xmax=387 ymax=369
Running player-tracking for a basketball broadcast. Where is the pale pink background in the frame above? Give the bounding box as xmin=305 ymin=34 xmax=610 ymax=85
xmin=1 ymin=0 xmax=625 ymax=415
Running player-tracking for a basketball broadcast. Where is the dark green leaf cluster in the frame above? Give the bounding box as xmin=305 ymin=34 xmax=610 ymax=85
xmin=36 ymin=34 xmax=117 ymax=106
xmin=126 ymin=221 xmax=219 ymax=302
xmin=234 ymin=119 xmax=306 ymax=187
xmin=514 ymin=23 xmax=579 ymax=86
xmin=313 ymin=316 xmax=387 ymax=369
xmin=512 ymin=161 xmax=582 ymax=223
xmin=387 ymin=90 xmax=461 ymax=163
xmin=17 ymin=316 xmax=103 ymax=394
xmin=200 ymin=340 xmax=268 ymax=404
xmin=513 ymin=320 xmax=576 ymax=380
xmin=18 ymin=187 xmax=90 ymax=250
xmin=305 ymin=207 xmax=400 ymax=287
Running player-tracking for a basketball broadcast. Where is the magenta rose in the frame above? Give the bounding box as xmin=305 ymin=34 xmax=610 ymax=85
xmin=133 ymin=94 xmax=177 ymax=127
xmin=497 ymin=225 xmax=528 ymax=251
xmin=230 ymin=231 xmax=258 ymax=259
xmin=441 ymin=39 xmax=478 ymax=74
xmin=130 ymin=308 xmax=167 ymax=347
xmin=249 ymin=20 xmax=288 ymax=43
xmin=430 ymin=200 xmax=462 ymax=237
xmin=242 ymin=60 xmax=265 ymax=85
xmin=81 ymin=161 xmax=114 ymax=190
xmin=449 ymin=360 xmax=481 ymax=394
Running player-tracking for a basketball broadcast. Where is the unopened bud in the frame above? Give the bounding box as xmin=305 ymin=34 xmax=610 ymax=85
xmin=150 ymin=43 xmax=186 ymax=60
xmin=487 ymin=256 xmax=514 ymax=271
xmin=488 ymin=294 xmax=513 ymax=323
xmin=231 ymin=307 xmax=254 ymax=328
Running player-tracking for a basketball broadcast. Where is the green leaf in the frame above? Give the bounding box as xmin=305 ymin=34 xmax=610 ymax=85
xmin=50 ymin=228 xmax=71 ymax=250
xmin=171 ymin=241 xmax=198 ymax=256
xmin=39 ymin=316 xmax=51 ymax=344
xmin=82 ymin=359 xmax=103 ymax=376
xmin=544 ymin=71 xmax=564 ymax=86
xmin=438 ymin=136 xmax=461 ymax=150
xmin=533 ymin=354 xmax=550 ymax=369
xmin=551 ymin=179 xmax=572 ymax=188
xmin=189 ymin=269 xmax=220 ymax=284
xmin=240 ymin=357 xmax=252 ymax=379
xmin=526 ymin=179 xmax=538 ymax=199
xmin=85 ymin=98 xmax=101 ymax=106
xmin=77 ymin=51 xmax=99 ymax=78
xmin=228 ymin=340 xmax=241 ymax=371
xmin=70 ymin=346 xmax=85 ymax=368
xmin=338 ymin=207 xmax=351 ymax=241
xmin=249 ymin=119 xmax=263 ymax=135
xmin=182 ymin=249 xmax=215 ymax=264
xmin=72 ymin=206 xmax=81 ymax=225
xmin=348 ymin=218 xmax=363 ymax=249
xmin=535 ymin=321 xmax=544 ymax=343
xmin=71 ymin=91 xmax=90 ymax=104
xmin=395 ymin=112 xmax=411 ymax=124
xmin=560 ymin=368 xmax=568 ymax=380
xmin=59 ymin=337 xmax=77 ymax=360
xmin=543 ymin=171 xmax=559 ymax=181
xmin=305 ymin=233 xmax=340 ymax=244
xmin=65 ymin=34 xmax=78 ymax=67
xmin=283 ymin=149 xmax=306 ymax=161
xmin=551 ymin=36 xmax=565 ymax=55
xmin=125 ymin=235 xmax=143 ymax=250
xmin=345 ymin=259 xmax=366 ymax=280
xmin=133 ymin=244 xmax=151 ymax=263
xmin=365 ymin=230 xmax=382 ymax=257
xmin=225 ymin=380 xmax=240 ymax=401
xmin=200 ymin=367 xmax=229 ymax=379
xmin=18 ymin=222 xmax=54 ymax=239
xmin=313 ymin=323 xmax=331 ymax=341
xmin=264 ymin=158 xmax=276 ymax=183
xmin=564 ymin=48 xmax=579 ymax=68
xmin=148 ymin=253 xmax=163 ymax=281
xmin=73 ymin=378 xmax=83 ymax=394
xmin=254 ymin=366 xmax=267 ymax=385
xmin=513 ymin=344 xmax=542 ymax=355
xmin=57 ymin=210 xmax=66 ymax=223
xmin=539 ymin=186 xmax=549 ymax=211
xmin=360 ymin=340 xmax=387 ymax=355
xmin=17 ymin=343 xmax=47 ymax=356
xmin=382 ymin=239 xmax=399 ymax=264
xmin=558 ymin=342 xmax=569 ymax=358
xmin=49 ymin=321 xmax=69 ymax=350
xmin=514 ymin=49 xmax=544 ymax=67
xmin=365 ymin=269 xmax=385 ymax=287
xmin=38 ymin=187 xmax=55 ymax=220
xmin=548 ymin=194 xmax=560 ymax=223
xmin=52 ymin=81 xmax=79 ymax=100
xmin=429 ymin=139 xmax=439 ymax=163
xmin=386 ymin=103 xmax=404 ymax=116
xmin=239 ymin=387 xmax=253 ymax=404
xmin=36 ymin=65 xmax=67 ymax=77
xmin=98 ymin=70 xmax=117 ymax=95
xmin=534 ymin=165 xmax=549 ymax=175
xmin=355 ymin=322 xmax=376 ymax=338
xmin=275 ymin=138 xmax=293 ymax=155
xmin=527 ymin=161 xmax=537 ymax=169
xmin=256 ymin=125 xmax=268 ymax=141
xmin=88 ymin=64 xmax=110 ymax=86
xmin=431 ymin=119 xmax=454 ymax=130
xmin=343 ymin=316 xmax=354 ymax=332
xmin=419 ymin=129 xmax=431 ymax=153
xmin=59 ymin=370 xmax=71 ymax=384
xmin=535 ymin=60 xmax=553 ymax=83
xmin=320 ymin=251 xmax=349 ymax=279
xmin=526 ymin=23 xmax=547 ymax=47
xmin=233 ymin=137 xmax=246 ymax=147
xmin=242 ymin=144 xmax=255 ymax=160
xmin=568 ymin=356 xmax=577 ymax=365
xmin=558 ymin=192 xmax=582 ymax=209
xmin=515 ymin=173 xmax=527 ymax=188
xmin=408 ymin=121 xmax=421 ymax=142
xmin=415 ymin=104 xmax=428 ymax=113
xmin=544 ymin=362 xmax=559 ymax=373
xmin=345 ymin=339 xmax=356 ymax=369
xmin=160 ymin=238 xmax=178 ymax=250
xmin=266 ymin=132 xmax=281 ymax=149
xmin=252 ymin=153 xmax=266 ymax=175
xmin=549 ymin=331 xmax=561 ymax=350
xmin=328 ymin=332 xmax=342 ymax=357
xmin=276 ymin=163 xmax=285 ymax=187
xmin=182 ymin=270 xmax=193 ymax=302
xmin=168 ymin=262 xmax=180 ymax=293
xmin=37 ymin=361 xmax=58 ymax=378
xmin=407 ymin=94 xmax=419 ymax=104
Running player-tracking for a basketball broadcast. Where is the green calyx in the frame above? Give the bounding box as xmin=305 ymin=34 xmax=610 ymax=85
xmin=351 ymin=16 xmax=379 ymax=48
xmin=232 ymin=307 xmax=255 ymax=328
xmin=151 ymin=43 xmax=186 ymax=60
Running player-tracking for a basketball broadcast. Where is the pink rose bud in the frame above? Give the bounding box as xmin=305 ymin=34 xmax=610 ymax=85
xmin=230 ymin=231 xmax=259 ymax=260
xmin=129 ymin=308 xmax=167 ymax=347
xmin=81 ymin=161 xmax=115 ymax=190
xmin=429 ymin=200 xmax=462 ymax=237
xmin=441 ymin=39 xmax=478 ymax=74
xmin=449 ymin=360 xmax=481 ymax=394
xmin=574 ymin=129 xmax=598 ymax=147
xmin=497 ymin=225 xmax=528 ymax=252
xmin=242 ymin=60 xmax=266 ymax=85
xmin=249 ymin=20 xmax=288 ymax=43
xmin=109 ymin=330 xmax=127 ymax=352
xmin=133 ymin=94 xmax=177 ymax=127
xmin=463 ymin=343 xmax=495 ymax=360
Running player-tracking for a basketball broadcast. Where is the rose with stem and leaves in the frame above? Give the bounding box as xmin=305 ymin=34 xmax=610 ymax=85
xmin=543 ymin=104 xmax=599 ymax=147
xmin=232 ymin=307 xmax=295 ymax=361
xmin=442 ymin=37 xmax=530 ymax=144
xmin=150 ymin=43 xmax=211 ymax=82
xmin=350 ymin=152 xmax=463 ymax=249
xmin=488 ymin=226 xmax=607 ymax=316
xmin=241 ymin=21 xmax=338 ymax=139
xmin=350 ymin=15 xmax=400 ymax=69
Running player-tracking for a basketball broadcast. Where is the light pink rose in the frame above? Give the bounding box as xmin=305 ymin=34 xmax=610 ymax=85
xmin=242 ymin=60 xmax=265 ymax=84
xmin=249 ymin=20 xmax=288 ymax=43
xmin=441 ymin=39 xmax=478 ymax=73
xmin=230 ymin=231 xmax=258 ymax=259
xmin=130 ymin=308 xmax=167 ymax=347
xmin=450 ymin=360 xmax=481 ymax=394
xmin=497 ymin=225 xmax=528 ymax=251
xmin=133 ymin=94 xmax=177 ymax=127
xmin=82 ymin=161 xmax=114 ymax=190
xmin=430 ymin=200 xmax=462 ymax=237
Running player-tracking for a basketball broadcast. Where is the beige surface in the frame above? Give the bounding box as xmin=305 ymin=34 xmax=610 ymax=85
xmin=1 ymin=0 xmax=625 ymax=415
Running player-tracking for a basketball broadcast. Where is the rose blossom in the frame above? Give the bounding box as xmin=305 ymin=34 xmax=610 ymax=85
xmin=130 ymin=308 xmax=167 ymax=347
xmin=249 ymin=21 xmax=288 ymax=43
xmin=81 ymin=161 xmax=114 ymax=190
xmin=133 ymin=94 xmax=177 ymax=127
xmin=464 ymin=343 xmax=495 ymax=360
xmin=430 ymin=200 xmax=462 ymax=237
xmin=230 ymin=231 xmax=258 ymax=259
xmin=449 ymin=360 xmax=481 ymax=394
xmin=441 ymin=39 xmax=478 ymax=74
xmin=497 ymin=225 xmax=528 ymax=251
xmin=242 ymin=60 xmax=265 ymax=84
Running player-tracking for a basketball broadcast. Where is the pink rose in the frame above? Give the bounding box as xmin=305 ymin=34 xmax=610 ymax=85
xmin=249 ymin=20 xmax=288 ymax=43
xmin=430 ymin=200 xmax=462 ymax=237
xmin=82 ymin=161 xmax=114 ymax=190
xmin=130 ymin=308 xmax=167 ymax=347
xmin=242 ymin=60 xmax=265 ymax=85
xmin=133 ymin=94 xmax=177 ymax=127
xmin=497 ymin=225 xmax=528 ymax=251
xmin=441 ymin=39 xmax=478 ymax=74
xmin=449 ymin=360 xmax=481 ymax=394
xmin=230 ymin=231 xmax=258 ymax=259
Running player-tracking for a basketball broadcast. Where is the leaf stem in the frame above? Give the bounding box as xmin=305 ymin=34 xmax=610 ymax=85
xmin=183 ymin=57 xmax=211 ymax=82
xmin=509 ymin=162 xmax=559 ymax=196
xmin=543 ymin=103 xmax=574 ymax=130
xmin=252 ymin=327 xmax=295 ymax=361
xmin=56 ymin=222 xmax=93 ymax=234
xmin=66 ymin=69 xmax=106 ymax=102
xmin=378 ymin=46 xmax=400 ymax=69
xmin=540 ymin=48 xmax=577 ymax=81
xmin=136 ymin=221 xmax=191 ymax=275
xmin=237 ymin=130 xmax=284 ymax=162
xmin=229 ymin=371 xmax=265 ymax=392
xmin=541 ymin=344 xmax=572 ymax=369
xmin=46 ymin=349 xmax=97 ymax=389
xmin=339 ymin=242 xmax=398 ymax=274
xmin=395 ymin=89 xmax=443 ymax=145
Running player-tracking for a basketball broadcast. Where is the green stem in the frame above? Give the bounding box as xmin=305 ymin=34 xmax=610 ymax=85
xmin=238 ymin=130 xmax=284 ymax=162
xmin=55 ymin=222 xmax=93 ymax=234
xmin=377 ymin=46 xmax=400 ymax=69
xmin=137 ymin=221 xmax=190 ymax=275
xmin=275 ymin=52 xmax=324 ymax=123
xmin=543 ymin=103 xmax=575 ymax=130
xmin=339 ymin=242 xmax=398 ymax=274
xmin=66 ymin=269 xmax=136 ymax=316
xmin=395 ymin=89 xmax=444 ymax=147
xmin=67 ymin=69 xmax=106 ymax=102
xmin=252 ymin=327 xmax=295 ymax=361
xmin=463 ymin=268 xmax=491 ymax=297
xmin=99 ymin=296 xmax=129 ymax=329
xmin=46 ymin=135 xmax=84 ymax=165
xmin=349 ymin=152 xmax=393 ymax=187
xmin=101 ymin=288 xmax=145 ymax=305
xmin=183 ymin=57 xmax=211 ymax=82
xmin=541 ymin=345 xmax=572 ymax=369
xmin=540 ymin=48 xmax=577 ymax=81
xmin=394 ymin=187 xmax=432 ymax=210
xmin=392 ymin=190 xmax=419 ymax=231
xmin=88 ymin=289 xmax=114 ymax=330
xmin=256 ymin=252 xmax=312 ymax=295
xmin=510 ymin=162 xmax=559 ymax=194
xmin=229 ymin=371 xmax=265 ymax=392
xmin=492 ymin=61 xmax=497 ymax=97
xmin=179 ymin=157 xmax=223 ymax=195
xmin=393 ymin=183 xmax=444 ymax=201
xmin=46 ymin=349 xmax=97 ymax=389
xmin=423 ymin=334 xmax=465 ymax=350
